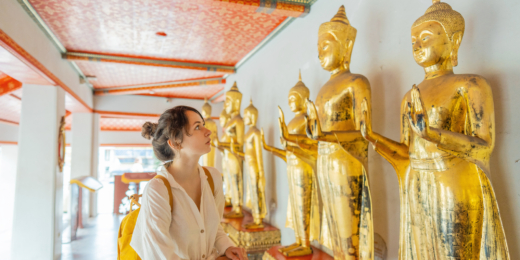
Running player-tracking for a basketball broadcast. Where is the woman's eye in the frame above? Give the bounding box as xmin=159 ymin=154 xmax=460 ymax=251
xmin=195 ymin=126 xmax=200 ymax=130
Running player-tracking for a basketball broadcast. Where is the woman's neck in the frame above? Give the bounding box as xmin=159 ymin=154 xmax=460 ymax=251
xmin=166 ymin=154 xmax=200 ymax=183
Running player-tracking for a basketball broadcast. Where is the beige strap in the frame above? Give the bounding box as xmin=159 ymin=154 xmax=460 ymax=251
xmin=202 ymin=167 xmax=215 ymax=196
xmin=153 ymin=175 xmax=174 ymax=214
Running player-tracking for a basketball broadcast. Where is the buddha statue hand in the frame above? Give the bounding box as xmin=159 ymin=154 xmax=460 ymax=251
xmin=260 ymin=128 xmax=268 ymax=149
xmin=304 ymin=99 xmax=324 ymax=140
xmin=360 ymin=98 xmax=376 ymax=144
xmin=278 ymin=106 xmax=289 ymax=140
xmin=408 ymin=85 xmax=433 ymax=141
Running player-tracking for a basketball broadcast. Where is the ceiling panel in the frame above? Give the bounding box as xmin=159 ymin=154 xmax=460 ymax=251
xmin=100 ymin=117 xmax=151 ymax=131
xmin=138 ymin=84 xmax=224 ymax=99
xmin=0 ymin=45 xmax=52 ymax=85
xmin=29 ymin=0 xmax=287 ymax=65
xmin=75 ymin=60 xmax=226 ymax=89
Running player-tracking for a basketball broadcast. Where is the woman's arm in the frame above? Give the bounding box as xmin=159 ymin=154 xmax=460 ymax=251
xmin=130 ymin=179 xmax=180 ymax=260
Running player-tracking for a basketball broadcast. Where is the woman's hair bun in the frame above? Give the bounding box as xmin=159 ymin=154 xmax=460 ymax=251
xmin=141 ymin=122 xmax=158 ymax=140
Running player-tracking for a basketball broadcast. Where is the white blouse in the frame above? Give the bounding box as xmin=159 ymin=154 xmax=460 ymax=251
xmin=130 ymin=165 xmax=235 ymax=260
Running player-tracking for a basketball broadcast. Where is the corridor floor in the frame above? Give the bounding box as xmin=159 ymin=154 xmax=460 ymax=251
xmin=61 ymin=214 xmax=123 ymax=260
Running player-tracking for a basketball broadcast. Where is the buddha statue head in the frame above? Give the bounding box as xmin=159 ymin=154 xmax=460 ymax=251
xmin=288 ymin=71 xmax=310 ymax=114
xmin=224 ymin=82 xmax=242 ymax=115
xmin=201 ymin=97 xmax=212 ymax=119
xmin=411 ymin=0 xmax=465 ymax=70
xmin=220 ymin=109 xmax=230 ymax=128
xmin=318 ymin=5 xmax=357 ymax=73
xmin=244 ymin=99 xmax=258 ymax=127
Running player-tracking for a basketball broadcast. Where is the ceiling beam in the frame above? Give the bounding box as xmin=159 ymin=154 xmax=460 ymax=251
xmin=94 ymin=78 xmax=226 ymax=96
xmin=63 ymin=52 xmax=236 ymax=74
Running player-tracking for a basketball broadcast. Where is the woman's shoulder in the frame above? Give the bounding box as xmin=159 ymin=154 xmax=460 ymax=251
xmin=142 ymin=177 xmax=170 ymax=199
xmin=202 ymin=166 xmax=223 ymax=186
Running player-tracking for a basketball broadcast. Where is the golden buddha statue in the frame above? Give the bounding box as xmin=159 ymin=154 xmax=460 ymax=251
xmin=201 ymin=97 xmax=217 ymax=167
xmin=218 ymin=109 xmax=233 ymax=207
xmin=214 ymin=82 xmax=245 ymax=218
xmin=359 ymin=1 xmax=510 ymax=259
xmin=261 ymin=72 xmax=320 ymax=257
xmin=229 ymin=99 xmax=266 ymax=229
xmin=280 ymin=6 xmax=374 ymax=259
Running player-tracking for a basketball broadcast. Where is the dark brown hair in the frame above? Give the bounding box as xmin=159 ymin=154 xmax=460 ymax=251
xmin=141 ymin=106 xmax=204 ymax=163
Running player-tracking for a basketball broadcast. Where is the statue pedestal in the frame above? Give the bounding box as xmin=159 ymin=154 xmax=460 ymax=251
xmin=262 ymin=246 xmax=333 ymax=260
xmin=221 ymin=207 xmax=281 ymax=260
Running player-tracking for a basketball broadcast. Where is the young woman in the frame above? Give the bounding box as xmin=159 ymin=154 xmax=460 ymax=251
xmin=130 ymin=106 xmax=248 ymax=260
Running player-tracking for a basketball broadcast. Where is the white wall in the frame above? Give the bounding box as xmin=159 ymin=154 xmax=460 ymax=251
xmin=225 ymin=0 xmax=520 ymax=258
xmin=0 ymin=123 xmax=18 ymax=142
xmin=0 ymin=145 xmax=18 ymax=260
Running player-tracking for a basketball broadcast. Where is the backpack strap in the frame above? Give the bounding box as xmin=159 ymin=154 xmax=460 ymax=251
xmin=153 ymin=175 xmax=174 ymax=214
xmin=202 ymin=167 xmax=215 ymax=196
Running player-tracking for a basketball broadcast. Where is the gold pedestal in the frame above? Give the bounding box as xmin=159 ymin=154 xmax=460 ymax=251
xmin=221 ymin=207 xmax=281 ymax=260
xmin=262 ymin=246 xmax=333 ymax=260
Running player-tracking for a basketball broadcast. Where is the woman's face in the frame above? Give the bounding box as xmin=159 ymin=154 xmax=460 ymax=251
xmin=177 ymin=110 xmax=212 ymax=157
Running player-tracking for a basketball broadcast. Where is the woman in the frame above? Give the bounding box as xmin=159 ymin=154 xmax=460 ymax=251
xmin=130 ymin=106 xmax=248 ymax=260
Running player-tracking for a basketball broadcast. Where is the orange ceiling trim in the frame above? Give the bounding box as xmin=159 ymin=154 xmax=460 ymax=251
xmin=0 ymin=118 xmax=19 ymax=126
xmin=101 ymin=129 xmax=142 ymax=132
xmin=214 ymin=0 xmax=307 ymax=17
xmin=94 ymin=110 xmax=161 ymax=119
xmin=0 ymin=74 xmax=22 ymax=97
xmin=9 ymin=94 xmax=22 ymax=101
xmin=95 ymin=78 xmax=226 ymax=96
xmin=0 ymin=29 xmax=92 ymax=112
xmin=0 ymin=141 xmax=18 ymax=145
xmin=100 ymin=143 xmax=152 ymax=147
xmin=0 ymin=142 xmax=153 ymax=147
xmin=64 ymin=52 xmax=236 ymax=74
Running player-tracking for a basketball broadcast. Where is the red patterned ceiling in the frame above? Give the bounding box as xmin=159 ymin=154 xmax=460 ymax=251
xmin=65 ymin=114 xmax=155 ymax=132
xmin=29 ymin=0 xmax=287 ymax=66
xmin=75 ymin=60 xmax=225 ymax=89
xmin=139 ymin=84 xmax=224 ymax=99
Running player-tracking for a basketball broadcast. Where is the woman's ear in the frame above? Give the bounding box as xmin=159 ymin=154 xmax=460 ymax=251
xmin=167 ymin=139 xmax=181 ymax=150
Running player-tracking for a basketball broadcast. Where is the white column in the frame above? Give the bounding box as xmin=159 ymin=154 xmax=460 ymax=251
xmin=0 ymin=144 xmax=18 ymax=260
xmin=11 ymin=85 xmax=65 ymax=260
xmin=70 ymin=113 xmax=100 ymax=218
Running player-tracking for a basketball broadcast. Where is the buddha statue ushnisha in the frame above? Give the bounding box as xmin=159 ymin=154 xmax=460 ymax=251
xmin=262 ymin=72 xmax=320 ymax=257
xmin=214 ymin=82 xmax=245 ymax=218
xmin=360 ymin=1 xmax=510 ymax=259
xmin=229 ymin=99 xmax=267 ymax=229
xmin=201 ymin=97 xmax=217 ymax=168
xmin=280 ymin=6 xmax=374 ymax=259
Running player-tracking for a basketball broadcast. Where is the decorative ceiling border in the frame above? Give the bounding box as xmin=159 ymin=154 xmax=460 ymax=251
xmin=0 ymin=28 xmax=92 ymax=112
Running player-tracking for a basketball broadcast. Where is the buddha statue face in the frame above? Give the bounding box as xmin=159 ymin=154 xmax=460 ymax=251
xmin=412 ymin=21 xmax=461 ymax=68
xmin=220 ymin=110 xmax=230 ymax=127
xmin=318 ymin=6 xmax=356 ymax=73
xmin=244 ymin=101 xmax=258 ymax=126
xmin=224 ymin=82 xmax=242 ymax=115
xmin=288 ymin=93 xmax=304 ymax=113
xmin=201 ymin=100 xmax=211 ymax=119
xmin=411 ymin=1 xmax=464 ymax=69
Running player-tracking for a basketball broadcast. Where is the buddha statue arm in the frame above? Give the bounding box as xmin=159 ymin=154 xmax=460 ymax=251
xmin=278 ymin=107 xmax=318 ymax=152
xmin=408 ymin=82 xmax=494 ymax=159
xmin=361 ymin=98 xmax=410 ymax=170
xmin=285 ymin=145 xmax=317 ymax=170
xmin=254 ymin=133 xmax=266 ymax=194
xmin=229 ymin=139 xmax=245 ymax=161
xmin=304 ymin=99 xmax=364 ymax=143
xmin=260 ymin=129 xmax=287 ymax=162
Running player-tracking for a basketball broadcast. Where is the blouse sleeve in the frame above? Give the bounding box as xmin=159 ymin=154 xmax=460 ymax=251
xmin=209 ymin=167 xmax=236 ymax=255
xmin=130 ymin=179 xmax=180 ymax=260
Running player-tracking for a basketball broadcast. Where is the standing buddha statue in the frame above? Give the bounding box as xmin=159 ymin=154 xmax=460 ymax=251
xmin=359 ymin=1 xmax=510 ymax=259
xmin=218 ymin=109 xmax=233 ymax=207
xmin=201 ymin=97 xmax=217 ymax=167
xmin=229 ymin=99 xmax=266 ymax=229
xmin=282 ymin=6 xmax=374 ymax=259
xmin=261 ymin=72 xmax=320 ymax=257
xmin=214 ymin=82 xmax=245 ymax=218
